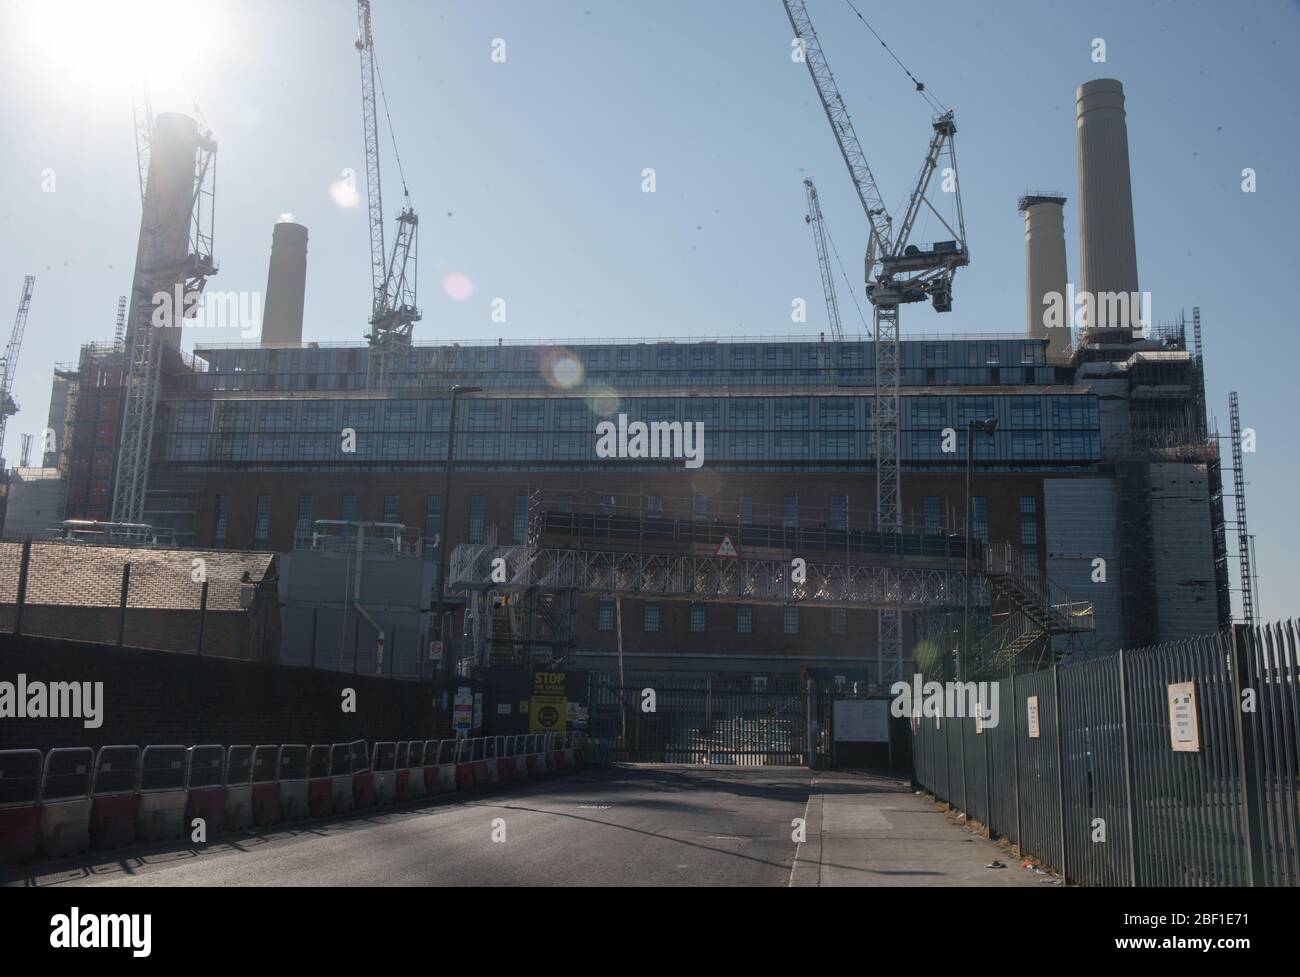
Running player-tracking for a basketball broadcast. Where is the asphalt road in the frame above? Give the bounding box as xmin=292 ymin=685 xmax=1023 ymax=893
xmin=9 ymin=766 xmax=813 ymax=887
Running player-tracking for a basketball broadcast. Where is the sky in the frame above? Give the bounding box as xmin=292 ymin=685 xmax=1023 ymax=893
xmin=0 ymin=0 xmax=1296 ymax=618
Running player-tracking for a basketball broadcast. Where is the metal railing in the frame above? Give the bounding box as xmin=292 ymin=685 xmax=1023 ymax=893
xmin=912 ymin=620 xmax=1300 ymax=887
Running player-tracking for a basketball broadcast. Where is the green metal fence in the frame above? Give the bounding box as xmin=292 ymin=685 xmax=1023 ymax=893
xmin=911 ymin=621 xmax=1299 ymax=886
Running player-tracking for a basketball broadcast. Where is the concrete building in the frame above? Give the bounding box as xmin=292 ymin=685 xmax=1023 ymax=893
xmin=0 ymin=467 xmax=64 ymax=539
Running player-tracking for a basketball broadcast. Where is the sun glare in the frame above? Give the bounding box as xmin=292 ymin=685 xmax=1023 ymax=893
xmin=22 ymin=0 xmax=216 ymax=102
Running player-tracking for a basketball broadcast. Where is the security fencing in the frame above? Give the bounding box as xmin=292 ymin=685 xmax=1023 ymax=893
xmin=912 ymin=621 xmax=1299 ymax=886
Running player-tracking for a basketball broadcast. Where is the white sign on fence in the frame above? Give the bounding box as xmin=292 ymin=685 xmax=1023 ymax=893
xmin=1168 ymin=681 xmax=1201 ymax=753
xmin=1027 ymin=696 xmax=1041 ymax=739
xmin=833 ymin=699 xmax=890 ymax=743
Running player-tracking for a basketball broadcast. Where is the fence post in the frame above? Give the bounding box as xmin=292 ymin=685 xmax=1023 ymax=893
xmin=1117 ymin=648 xmax=1138 ymax=885
xmin=116 ymin=562 xmax=131 ymax=648
xmin=1228 ymin=625 xmax=1266 ymax=886
xmin=1052 ymin=662 xmax=1069 ymax=883
xmin=984 ymin=690 xmax=993 ymax=832
xmin=1011 ymin=670 xmax=1023 ymax=850
xmin=196 ymin=581 xmax=209 ymax=656
xmin=12 ymin=538 xmax=31 ymax=636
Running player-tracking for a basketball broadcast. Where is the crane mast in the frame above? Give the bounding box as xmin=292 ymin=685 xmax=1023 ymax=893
xmin=783 ymin=0 xmax=970 ymax=684
xmin=0 ymin=275 xmax=35 ymax=471
xmin=355 ymin=0 xmax=420 ymax=390
xmin=803 ymin=178 xmax=844 ymax=342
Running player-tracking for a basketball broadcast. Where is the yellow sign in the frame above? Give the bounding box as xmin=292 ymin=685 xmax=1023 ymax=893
xmin=529 ymin=671 xmax=567 ymax=733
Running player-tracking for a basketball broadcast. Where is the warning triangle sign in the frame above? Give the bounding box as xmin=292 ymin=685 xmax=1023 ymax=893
xmin=715 ymin=533 xmax=740 ymax=558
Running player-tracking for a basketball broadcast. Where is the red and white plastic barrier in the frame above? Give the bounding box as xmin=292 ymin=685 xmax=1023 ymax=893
xmin=37 ymin=748 xmax=92 ymax=860
xmin=89 ymin=745 xmax=140 ymax=851
xmin=184 ymin=745 xmax=226 ymax=836
xmin=277 ymin=745 xmax=309 ymax=821
xmin=224 ymin=745 xmax=254 ymax=831
xmin=136 ymin=745 xmax=187 ymax=843
xmin=307 ymin=745 xmax=334 ymax=818
xmin=0 ymin=749 xmax=42 ymax=869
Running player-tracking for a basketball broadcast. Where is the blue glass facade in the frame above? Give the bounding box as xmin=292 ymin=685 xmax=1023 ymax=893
xmin=161 ymin=338 xmax=1099 ymax=473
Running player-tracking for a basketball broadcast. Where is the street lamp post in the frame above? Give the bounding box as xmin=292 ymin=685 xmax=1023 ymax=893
xmin=434 ymin=384 xmax=482 ymax=683
xmin=962 ymin=417 xmax=998 ymax=683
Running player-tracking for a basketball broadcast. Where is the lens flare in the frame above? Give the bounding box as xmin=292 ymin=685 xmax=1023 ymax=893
xmin=442 ymin=272 xmax=474 ymax=302
xmin=585 ymin=384 xmax=621 ymax=415
xmin=329 ymin=178 xmax=360 ymax=209
xmin=542 ymin=349 xmax=584 ymax=389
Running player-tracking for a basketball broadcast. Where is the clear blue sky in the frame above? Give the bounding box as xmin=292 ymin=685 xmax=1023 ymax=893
xmin=1 ymin=0 xmax=1297 ymax=618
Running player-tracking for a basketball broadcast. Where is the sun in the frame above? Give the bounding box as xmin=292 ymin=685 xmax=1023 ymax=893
xmin=20 ymin=0 xmax=218 ymax=104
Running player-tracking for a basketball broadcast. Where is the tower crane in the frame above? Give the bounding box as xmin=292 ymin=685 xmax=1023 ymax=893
xmin=355 ymin=0 xmax=420 ymax=390
xmin=783 ymin=0 xmax=970 ymax=683
xmin=803 ymin=178 xmax=844 ymax=342
xmin=0 ymin=275 xmax=36 ymax=471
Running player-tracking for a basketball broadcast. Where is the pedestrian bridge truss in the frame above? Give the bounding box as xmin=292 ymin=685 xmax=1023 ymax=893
xmin=448 ymin=543 xmax=977 ymax=610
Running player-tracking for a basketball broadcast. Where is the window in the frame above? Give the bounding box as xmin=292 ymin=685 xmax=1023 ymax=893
xmin=831 ymin=608 xmax=846 ymax=635
xmin=617 ymin=347 xmax=640 ymax=370
xmin=688 ymin=347 xmax=716 ymax=370
xmin=924 ymin=343 xmax=948 ymax=367
xmin=731 ymin=346 xmax=756 ymax=369
xmin=731 ymin=400 xmax=765 ymax=428
xmin=693 ymin=495 xmax=708 ymax=519
xmin=821 ymin=433 xmax=853 ymax=458
xmin=774 ymin=433 xmax=807 ymax=459
xmin=425 ymin=495 xmax=442 ymax=543
xmin=1020 ymin=496 xmax=1039 ymax=546
xmin=838 ymin=344 xmax=863 ymax=368
xmin=986 ymin=344 xmax=1000 ymax=365
xmin=783 ymin=607 xmax=799 ymax=634
xmin=1010 ymin=397 xmax=1042 ymax=428
xmin=924 ymin=496 xmax=940 ymax=535
xmin=466 ymin=402 xmax=501 ymax=430
xmin=598 ymin=599 xmax=614 ymax=631
xmin=739 ymin=496 xmax=753 ymax=525
xmin=644 ymin=603 xmax=661 ymax=633
xmin=656 ymin=346 xmax=681 ymax=370
xmin=1011 ymin=432 xmax=1043 ymax=459
xmin=512 ymin=401 xmax=545 ymax=431
xmin=212 ymin=494 xmax=229 ymax=548
xmin=690 ymin=604 xmax=705 ymax=632
xmin=736 ymin=606 xmax=753 ymax=634
xmin=468 ymin=495 xmax=486 ymax=544
xmin=731 ymin=433 xmax=765 ymax=458
xmin=973 ymin=496 xmax=988 ymax=543
xmin=646 ymin=495 xmax=662 ymax=513
xmin=253 ymin=495 xmax=271 ymax=548
xmin=554 ymin=401 xmax=589 ymax=429
xmin=513 ymin=495 xmax=527 ymax=544
xmin=910 ymin=398 xmax=946 ymax=426
xmin=465 ymin=434 xmax=501 ymax=459
xmin=383 ymin=495 xmax=399 ymax=524
xmin=765 ymin=345 xmax=795 ymax=369
xmin=558 ymin=495 xmax=572 ymax=514
xmin=957 ymin=397 xmax=996 ymax=428
xmin=341 ymin=494 xmax=355 ymax=523
xmin=774 ymin=399 xmax=810 ymax=428
xmin=394 ymin=401 xmax=422 ymax=431
xmin=296 ymin=494 xmax=313 ymax=544
xmin=1022 ymin=343 xmax=1038 ymax=365
xmin=819 ymin=399 xmax=855 ymax=427
xmin=784 ymin=495 xmax=798 ymax=529
xmin=829 ymin=496 xmax=846 ymax=530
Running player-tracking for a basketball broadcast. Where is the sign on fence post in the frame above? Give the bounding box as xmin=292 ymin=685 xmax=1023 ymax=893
xmin=1168 ymin=681 xmax=1201 ymax=752
xmin=1026 ymin=696 xmax=1041 ymax=739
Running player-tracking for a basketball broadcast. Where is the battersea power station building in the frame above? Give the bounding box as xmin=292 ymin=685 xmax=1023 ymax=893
xmin=45 ymin=78 xmax=1229 ymax=683
xmin=53 ymin=325 xmax=1227 ymax=684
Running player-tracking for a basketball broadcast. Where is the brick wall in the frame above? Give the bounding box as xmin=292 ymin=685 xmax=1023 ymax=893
xmin=0 ymin=633 xmax=433 ymax=753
